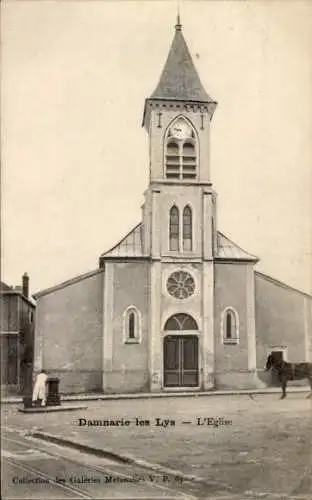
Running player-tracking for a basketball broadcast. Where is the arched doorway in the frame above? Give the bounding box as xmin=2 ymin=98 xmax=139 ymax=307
xmin=163 ymin=314 xmax=199 ymax=388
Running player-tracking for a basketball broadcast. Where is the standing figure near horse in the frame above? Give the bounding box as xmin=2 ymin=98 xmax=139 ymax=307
xmin=32 ymin=370 xmax=48 ymax=406
xmin=265 ymin=354 xmax=312 ymax=399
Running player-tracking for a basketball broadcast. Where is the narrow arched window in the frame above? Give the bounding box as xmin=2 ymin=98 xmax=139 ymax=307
xmin=124 ymin=307 xmax=141 ymax=343
xmin=226 ymin=312 xmax=232 ymax=339
xmin=128 ymin=312 xmax=135 ymax=339
xmin=221 ymin=308 xmax=239 ymax=344
xmin=169 ymin=205 xmax=179 ymax=251
xmin=183 ymin=205 xmax=192 ymax=251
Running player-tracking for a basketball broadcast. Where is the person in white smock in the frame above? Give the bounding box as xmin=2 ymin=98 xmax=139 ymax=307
xmin=32 ymin=370 xmax=48 ymax=406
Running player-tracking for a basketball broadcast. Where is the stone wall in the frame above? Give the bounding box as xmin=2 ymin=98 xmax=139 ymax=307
xmin=103 ymin=261 xmax=149 ymax=393
xmin=34 ymin=270 xmax=104 ymax=393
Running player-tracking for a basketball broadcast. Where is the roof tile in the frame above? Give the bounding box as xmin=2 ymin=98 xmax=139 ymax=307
xmin=151 ymin=25 xmax=214 ymax=103
xmin=100 ymin=223 xmax=144 ymax=258
xmin=216 ymin=232 xmax=258 ymax=261
xmin=101 ymin=225 xmax=258 ymax=262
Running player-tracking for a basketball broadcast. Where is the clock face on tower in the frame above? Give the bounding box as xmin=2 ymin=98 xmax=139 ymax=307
xmin=170 ymin=120 xmax=192 ymax=140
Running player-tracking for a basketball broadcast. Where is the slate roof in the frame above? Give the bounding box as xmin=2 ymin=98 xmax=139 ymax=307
xmin=100 ymin=224 xmax=258 ymax=262
xmin=100 ymin=223 xmax=144 ymax=258
xmin=150 ymin=21 xmax=215 ymax=103
xmin=216 ymin=232 xmax=258 ymax=262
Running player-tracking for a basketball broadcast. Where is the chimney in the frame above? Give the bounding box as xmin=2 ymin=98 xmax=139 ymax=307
xmin=22 ymin=272 xmax=29 ymax=298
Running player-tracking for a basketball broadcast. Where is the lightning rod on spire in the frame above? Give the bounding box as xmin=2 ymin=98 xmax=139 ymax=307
xmin=175 ymin=0 xmax=182 ymax=31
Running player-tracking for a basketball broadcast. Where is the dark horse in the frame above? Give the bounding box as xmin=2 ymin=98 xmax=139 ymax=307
xmin=265 ymin=354 xmax=312 ymax=399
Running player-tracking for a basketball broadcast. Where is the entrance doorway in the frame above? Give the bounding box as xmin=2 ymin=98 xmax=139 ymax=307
xmin=163 ymin=314 xmax=199 ymax=388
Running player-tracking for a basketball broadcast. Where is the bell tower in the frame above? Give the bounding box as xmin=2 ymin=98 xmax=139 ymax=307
xmin=141 ymin=16 xmax=218 ymax=261
xmin=141 ymin=17 xmax=218 ymax=392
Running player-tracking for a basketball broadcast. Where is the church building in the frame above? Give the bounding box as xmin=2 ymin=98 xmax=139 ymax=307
xmin=33 ymin=19 xmax=312 ymax=394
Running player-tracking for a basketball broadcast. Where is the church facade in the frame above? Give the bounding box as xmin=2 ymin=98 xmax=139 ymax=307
xmin=33 ymin=20 xmax=312 ymax=394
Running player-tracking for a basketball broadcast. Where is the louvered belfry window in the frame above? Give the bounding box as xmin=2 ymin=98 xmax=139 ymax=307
xmin=165 ymin=136 xmax=197 ymax=180
xmin=182 ymin=141 xmax=196 ymax=179
xmin=166 ymin=140 xmax=180 ymax=179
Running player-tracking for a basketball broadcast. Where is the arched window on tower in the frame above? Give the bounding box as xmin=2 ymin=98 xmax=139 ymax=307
xmin=221 ymin=308 xmax=239 ymax=344
xmin=183 ymin=205 xmax=192 ymax=251
xmin=165 ymin=119 xmax=197 ymax=180
xmin=169 ymin=205 xmax=179 ymax=251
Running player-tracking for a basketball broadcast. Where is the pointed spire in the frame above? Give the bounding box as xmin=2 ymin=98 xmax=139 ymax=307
xmin=150 ymin=17 xmax=213 ymax=103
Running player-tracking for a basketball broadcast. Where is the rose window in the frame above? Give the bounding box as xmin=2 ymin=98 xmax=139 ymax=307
xmin=166 ymin=271 xmax=195 ymax=300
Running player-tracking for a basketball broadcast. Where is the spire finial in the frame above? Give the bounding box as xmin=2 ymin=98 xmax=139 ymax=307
xmin=175 ymin=0 xmax=182 ymax=31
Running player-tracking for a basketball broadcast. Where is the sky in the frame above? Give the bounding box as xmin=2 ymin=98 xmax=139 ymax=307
xmin=1 ymin=0 xmax=312 ymax=297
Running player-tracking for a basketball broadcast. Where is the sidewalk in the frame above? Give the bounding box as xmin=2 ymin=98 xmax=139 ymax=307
xmin=2 ymin=385 xmax=310 ymax=404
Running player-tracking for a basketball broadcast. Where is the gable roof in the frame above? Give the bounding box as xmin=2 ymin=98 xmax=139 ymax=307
xmin=33 ymin=268 xmax=104 ymax=299
xmin=150 ymin=22 xmax=214 ymax=103
xmin=100 ymin=223 xmax=258 ymax=262
xmin=216 ymin=232 xmax=258 ymax=262
xmin=0 ymin=281 xmax=12 ymax=292
xmin=100 ymin=223 xmax=145 ymax=259
xmin=255 ymin=271 xmax=312 ymax=299
xmin=0 ymin=281 xmax=36 ymax=307
xmin=34 ymin=228 xmax=259 ymax=299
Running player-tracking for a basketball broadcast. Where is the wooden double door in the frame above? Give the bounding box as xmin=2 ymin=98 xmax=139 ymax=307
xmin=163 ymin=335 xmax=199 ymax=387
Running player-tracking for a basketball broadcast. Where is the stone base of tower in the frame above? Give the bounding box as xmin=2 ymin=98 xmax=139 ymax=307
xmin=215 ymin=370 xmax=267 ymax=390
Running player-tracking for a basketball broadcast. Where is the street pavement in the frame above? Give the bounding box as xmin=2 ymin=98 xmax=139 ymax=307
xmin=2 ymin=393 xmax=312 ymax=499
xmin=2 ymin=427 xmax=194 ymax=499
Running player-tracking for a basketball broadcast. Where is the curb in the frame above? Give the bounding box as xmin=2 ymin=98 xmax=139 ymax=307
xmin=30 ymin=430 xmax=232 ymax=490
xmin=2 ymin=387 xmax=310 ymax=404
xmin=18 ymin=405 xmax=87 ymax=413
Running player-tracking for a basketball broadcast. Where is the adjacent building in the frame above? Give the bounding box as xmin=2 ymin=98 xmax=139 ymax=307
xmin=33 ymin=19 xmax=312 ymax=394
xmin=1 ymin=273 xmax=35 ymax=395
